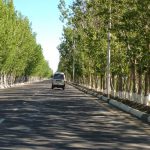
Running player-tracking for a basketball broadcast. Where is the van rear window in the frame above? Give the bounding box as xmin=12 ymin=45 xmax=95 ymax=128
xmin=53 ymin=74 xmax=64 ymax=80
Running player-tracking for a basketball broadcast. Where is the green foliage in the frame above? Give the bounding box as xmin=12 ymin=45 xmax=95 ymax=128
xmin=58 ymin=0 xmax=150 ymax=95
xmin=0 ymin=0 xmax=52 ymax=80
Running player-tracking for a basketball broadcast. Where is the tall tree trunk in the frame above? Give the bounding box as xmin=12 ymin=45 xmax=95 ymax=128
xmin=144 ymin=70 xmax=149 ymax=105
xmin=0 ymin=74 xmax=1 ymax=87
xmin=137 ymin=69 xmax=142 ymax=103
xmin=111 ymin=74 xmax=115 ymax=97
xmin=118 ymin=74 xmax=123 ymax=98
xmin=128 ymin=71 xmax=133 ymax=100
xmin=100 ymin=75 xmax=103 ymax=91
xmin=137 ymin=72 xmax=142 ymax=95
xmin=103 ymin=75 xmax=106 ymax=93
xmin=130 ymin=63 xmax=136 ymax=101
xmin=132 ymin=63 xmax=136 ymax=93
xmin=95 ymin=75 xmax=98 ymax=90
xmin=111 ymin=74 xmax=114 ymax=90
xmin=144 ymin=71 xmax=149 ymax=97
xmin=89 ymin=73 xmax=92 ymax=88
xmin=116 ymin=75 xmax=119 ymax=97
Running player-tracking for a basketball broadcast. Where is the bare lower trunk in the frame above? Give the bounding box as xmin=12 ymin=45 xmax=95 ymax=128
xmin=111 ymin=74 xmax=115 ymax=97
xmin=103 ymin=75 xmax=106 ymax=93
xmin=144 ymin=71 xmax=149 ymax=105
xmin=4 ymin=74 xmax=7 ymax=87
xmin=95 ymin=75 xmax=98 ymax=90
xmin=132 ymin=64 xmax=136 ymax=94
xmin=144 ymin=71 xmax=149 ymax=96
xmin=138 ymin=72 xmax=142 ymax=95
xmin=100 ymin=75 xmax=103 ymax=91
xmin=111 ymin=74 xmax=114 ymax=91
xmin=118 ymin=74 xmax=123 ymax=98
xmin=89 ymin=73 xmax=91 ymax=88
xmin=130 ymin=63 xmax=136 ymax=101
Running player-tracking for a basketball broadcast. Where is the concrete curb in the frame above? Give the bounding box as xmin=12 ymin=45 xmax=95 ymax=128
xmin=109 ymin=99 xmax=149 ymax=122
xmin=69 ymin=82 xmax=150 ymax=123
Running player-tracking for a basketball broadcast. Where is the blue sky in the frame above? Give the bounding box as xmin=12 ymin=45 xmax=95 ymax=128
xmin=13 ymin=0 xmax=73 ymax=72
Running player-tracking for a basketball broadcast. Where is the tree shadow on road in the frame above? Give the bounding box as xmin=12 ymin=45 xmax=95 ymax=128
xmin=0 ymin=81 xmax=150 ymax=150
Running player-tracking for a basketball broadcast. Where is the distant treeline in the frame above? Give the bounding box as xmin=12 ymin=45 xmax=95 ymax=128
xmin=58 ymin=0 xmax=150 ymax=105
xmin=0 ymin=0 xmax=52 ymax=87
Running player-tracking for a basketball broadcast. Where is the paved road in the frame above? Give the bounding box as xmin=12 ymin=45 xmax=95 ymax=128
xmin=0 ymin=80 xmax=149 ymax=150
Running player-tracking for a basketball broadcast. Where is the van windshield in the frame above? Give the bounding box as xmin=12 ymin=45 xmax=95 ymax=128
xmin=53 ymin=74 xmax=64 ymax=80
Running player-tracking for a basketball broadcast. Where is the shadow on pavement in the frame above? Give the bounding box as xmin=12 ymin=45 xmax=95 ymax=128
xmin=0 ymin=80 xmax=150 ymax=150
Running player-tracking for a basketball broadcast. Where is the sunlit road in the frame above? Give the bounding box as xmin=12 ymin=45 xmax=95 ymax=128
xmin=0 ymin=80 xmax=150 ymax=150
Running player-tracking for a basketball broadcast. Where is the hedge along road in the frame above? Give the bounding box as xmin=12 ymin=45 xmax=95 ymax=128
xmin=0 ymin=80 xmax=149 ymax=150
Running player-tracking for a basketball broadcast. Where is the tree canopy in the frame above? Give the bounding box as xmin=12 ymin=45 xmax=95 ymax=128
xmin=0 ymin=0 xmax=52 ymax=86
xmin=58 ymin=0 xmax=150 ymax=102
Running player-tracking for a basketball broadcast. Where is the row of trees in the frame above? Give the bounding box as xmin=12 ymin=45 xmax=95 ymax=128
xmin=0 ymin=0 xmax=52 ymax=88
xmin=58 ymin=0 xmax=150 ymax=105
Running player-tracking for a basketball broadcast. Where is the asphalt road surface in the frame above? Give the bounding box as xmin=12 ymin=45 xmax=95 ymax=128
xmin=0 ymin=80 xmax=150 ymax=150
